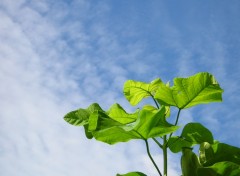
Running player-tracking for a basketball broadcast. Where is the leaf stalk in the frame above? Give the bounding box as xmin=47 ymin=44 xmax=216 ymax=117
xmin=144 ymin=139 xmax=163 ymax=176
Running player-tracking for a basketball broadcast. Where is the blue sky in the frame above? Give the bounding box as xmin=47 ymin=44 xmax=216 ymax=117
xmin=0 ymin=0 xmax=240 ymax=176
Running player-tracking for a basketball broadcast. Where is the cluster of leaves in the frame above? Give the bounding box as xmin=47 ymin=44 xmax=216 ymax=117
xmin=64 ymin=72 xmax=240 ymax=176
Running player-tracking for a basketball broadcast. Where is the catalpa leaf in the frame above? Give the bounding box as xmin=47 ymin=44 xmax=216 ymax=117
xmin=88 ymin=110 xmax=141 ymax=144
xmin=134 ymin=106 xmax=178 ymax=139
xmin=107 ymin=103 xmax=139 ymax=124
xmin=199 ymin=142 xmax=215 ymax=165
xmin=63 ymin=103 xmax=103 ymax=139
xmin=181 ymin=123 xmax=214 ymax=144
xmin=203 ymin=141 xmax=240 ymax=167
xmin=154 ymin=72 xmax=223 ymax=109
xmin=63 ymin=103 xmax=102 ymax=126
xmin=116 ymin=171 xmax=147 ymax=176
xmin=124 ymin=78 xmax=163 ymax=106
xmin=197 ymin=161 xmax=240 ymax=176
xmin=89 ymin=106 xmax=179 ymax=144
xmin=168 ymin=123 xmax=213 ymax=153
xmin=64 ymin=110 xmax=82 ymax=126
xmin=168 ymin=136 xmax=193 ymax=153
xmin=88 ymin=110 xmax=123 ymax=131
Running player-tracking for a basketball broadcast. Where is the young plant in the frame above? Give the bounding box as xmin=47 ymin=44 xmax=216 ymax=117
xmin=64 ymin=72 xmax=240 ymax=176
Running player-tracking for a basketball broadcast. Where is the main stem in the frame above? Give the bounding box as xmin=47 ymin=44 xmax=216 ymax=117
xmin=151 ymin=96 xmax=166 ymax=175
xmin=163 ymin=135 xmax=168 ymax=176
xmin=151 ymin=97 xmax=182 ymax=176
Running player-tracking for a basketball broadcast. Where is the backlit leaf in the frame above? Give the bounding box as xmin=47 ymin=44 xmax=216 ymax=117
xmin=181 ymin=123 xmax=214 ymax=144
xmin=168 ymin=123 xmax=213 ymax=153
xmin=197 ymin=161 xmax=240 ymax=176
xmin=116 ymin=171 xmax=147 ymax=176
xmin=168 ymin=136 xmax=193 ymax=153
xmin=63 ymin=103 xmax=102 ymax=126
xmin=134 ymin=106 xmax=178 ymax=139
xmin=89 ymin=106 xmax=179 ymax=144
xmin=63 ymin=103 xmax=103 ymax=138
xmin=124 ymin=78 xmax=163 ymax=106
xmin=203 ymin=141 xmax=240 ymax=167
xmin=107 ymin=103 xmax=139 ymax=124
xmin=154 ymin=72 xmax=223 ymax=109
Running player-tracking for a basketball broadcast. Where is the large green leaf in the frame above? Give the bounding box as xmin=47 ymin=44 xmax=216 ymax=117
xmin=133 ymin=106 xmax=179 ymax=139
xmin=168 ymin=136 xmax=193 ymax=153
xmin=107 ymin=103 xmax=139 ymax=124
xmin=199 ymin=142 xmax=215 ymax=165
xmin=123 ymin=78 xmax=163 ymax=106
xmin=63 ymin=103 xmax=102 ymax=126
xmin=116 ymin=171 xmax=147 ymax=176
xmin=88 ymin=106 xmax=179 ymax=144
xmin=154 ymin=72 xmax=223 ymax=109
xmin=63 ymin=103 xmax=103 ymax=139
xmin=64 ymin=110 xmax=81 ymax=126
xmin=168 ymin=123 xmax=213 ymax=153
xmin=88 ymin=111 xmax=123 ymax=131
xmin=181 ymin=123 xmax=214 ymax=144
xmin=88 ymin=110 xmax=140 ymax=144
xmin=202 ymin=141 xmax=240 ymax=167
xmin=197 ymin=161 xmax=240 ymax=176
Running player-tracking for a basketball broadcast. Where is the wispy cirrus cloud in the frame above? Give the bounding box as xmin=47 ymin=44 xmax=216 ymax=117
xmin=1 ymin=1 xmax=240 ymax=176
xmin=0 ymin=1 xmax=180 ymax=176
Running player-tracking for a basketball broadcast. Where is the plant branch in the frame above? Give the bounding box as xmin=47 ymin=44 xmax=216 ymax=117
xmin=169 ymin=109 xmax=181 ymax=137
xmin=166 ymin=108 xmax=181 ymax=147
xmin=174 ymin=108 xmax=181 ymax=126
xmin=144 ymin=139 xmax=163 ymax=176
xmin=152 ymin=137 xmax=163 ymax=149
xmin=151 ymin=95 xmax=160 ymax=109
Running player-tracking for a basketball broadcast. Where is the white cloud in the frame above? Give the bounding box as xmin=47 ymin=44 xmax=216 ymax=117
xmin=1 ymin=1 xmax=240 ymax=176
xmin=0 ymin=1 xmax=175 ymax=176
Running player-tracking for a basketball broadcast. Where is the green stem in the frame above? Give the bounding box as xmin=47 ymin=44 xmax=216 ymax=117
xmin=174 ymin=108 xmax=181 ymax=126
xmin=151 ymin=95 xmax=160 ymax=109
xmin=163 ymin=109 xmax=182 ymax=175
xmin=169 ymin=108 xmax=181 ymax=138
xmin=166 ymin=108 xmax=181 ymax=147
xmin=163 ymin=135 xmax=168 ymax=176
xmin=144 ymin=139 xmax=162 ymax=176
xmin=152 ymin=137 xmax=163 ymax=149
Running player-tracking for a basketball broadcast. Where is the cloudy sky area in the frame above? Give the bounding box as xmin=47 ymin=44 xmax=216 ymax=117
xmin=0 ymin=0 xmax=240 ymax=176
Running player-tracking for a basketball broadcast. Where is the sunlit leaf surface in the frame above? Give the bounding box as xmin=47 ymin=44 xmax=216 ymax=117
xmin=155 ymin=72 xmax=223 ymax=109
xmin=124 ymin=78 xmax=163 ymax=106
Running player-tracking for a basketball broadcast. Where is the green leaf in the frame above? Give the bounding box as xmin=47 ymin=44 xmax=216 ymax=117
xmin=168 ymin=123 xmax=213 ymax=153
xmin=168 ymin=136 xmax=193 ymax=153
xmin=107 ymin=103 xmax=139 ymax=124
xmin=181 ymin=147 xmax=201 ymax=176
xmin=154 ymin=72 xmax=223 ymax=109
xmin=123 ymin=78 xmax=163 ymax=106
xmin=197 ymin=161 xmax=240 ymax=176
xmin=116 ymin=171 xmax=147 ymax=176
xmin=92 ymin=125 xmax=140 ymax=144
xmin=64 ymin=110 xmax=82 ymax=126
xmin=83 ymin=124 xmax=93 ymax=139
xmin=89 ymin=106 xmax=179 ymax=144
xmin=63 ymin=103 xmax=103 ymax=138
xmin=88 ymin=109 xmax=141 ymax=144
xmin=88 ymin=110 xmax=123 ymax=131
xmin=203 ymin=141 xmax=240 ymax=166
xmin=63 ymin=103 xmax=103 ymax=126
xmin=134 ymin=106 xmax=179 ymax=139
xmin=181 ymin=123 xmax=214 ymax=144
xmin=199 ymin=142 xmax=215 ymax=165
